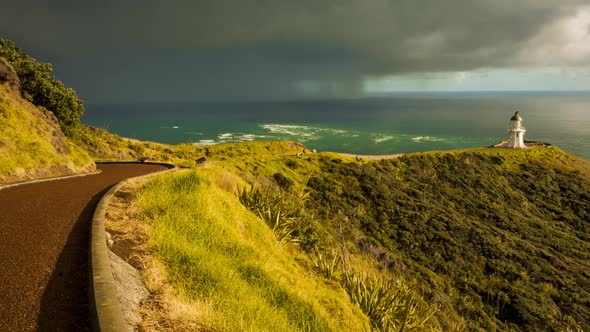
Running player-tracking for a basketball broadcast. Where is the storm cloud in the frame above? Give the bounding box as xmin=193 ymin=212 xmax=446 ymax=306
xmin=1 ymin=0 xmax=589 ymax=101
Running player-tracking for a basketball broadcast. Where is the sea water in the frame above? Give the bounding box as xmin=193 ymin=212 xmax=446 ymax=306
xmin=83 ymin=93 xmax=590 ymax=159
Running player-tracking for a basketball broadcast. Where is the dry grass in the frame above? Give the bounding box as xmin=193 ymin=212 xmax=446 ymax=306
xmin=133 ymin=169 xmax=370 ymax=331
xmin=105 ymin=172 xmax=205 ymax=331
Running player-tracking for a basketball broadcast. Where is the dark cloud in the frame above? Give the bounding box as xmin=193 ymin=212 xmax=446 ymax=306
xmin=1 ymin=0 xmax=588 ymax=101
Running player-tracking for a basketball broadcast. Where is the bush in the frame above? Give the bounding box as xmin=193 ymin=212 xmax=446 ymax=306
xmin=343 ymin=272 xmax=437 ymax=331
xmin=273 ymin=172 xmax=293 ymax=191
xmin=311 ymin=249 xmax=341 ymax=281
xmin=237 ymin=185 xmax=318 ymax=250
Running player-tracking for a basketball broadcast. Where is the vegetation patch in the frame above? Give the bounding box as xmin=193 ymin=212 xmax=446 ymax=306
xmin=303 ymin=147 xmax=590 ymax=331
xmin=135 ymin=169 xmax=369 ymax=331
xmin=0 ymin=84 xmax=93 ymax=181
xmin=130 ymin=143 xmax=589 ymax=331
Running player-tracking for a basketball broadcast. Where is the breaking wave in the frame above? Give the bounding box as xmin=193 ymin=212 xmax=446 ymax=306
xmin=258 ymin=124 xmax=351 ymax=142
xmin=192 ymin=133 xmax=267 ymax=146
xmin=411 ymin=136 xmax=445 ymax=142
xmin=372 ymin=135 xmax=395 ymax=143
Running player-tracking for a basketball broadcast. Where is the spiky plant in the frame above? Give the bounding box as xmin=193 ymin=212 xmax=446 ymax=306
xmin=237 ymin=185 xmax=302 ymax=244
xmin=312 ymin=249 xmax=342 ymax=281
xmin=342 ymin=273 xmax=437 ymax=331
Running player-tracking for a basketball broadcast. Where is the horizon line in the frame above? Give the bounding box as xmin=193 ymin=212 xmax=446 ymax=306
xmin=85 ymin=89 xmax=590 ymax=106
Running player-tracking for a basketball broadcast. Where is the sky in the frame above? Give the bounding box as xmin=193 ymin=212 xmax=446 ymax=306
xmin=1 ymin=0 xmax=590 ymax=102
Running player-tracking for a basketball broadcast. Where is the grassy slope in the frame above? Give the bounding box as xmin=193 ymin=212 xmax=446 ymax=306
xmin=0 ymin=84 xmax=93 ymax=182
xmin=303 ymin=147 xmax=590 ymax=331
xmin=136 ymin=169 xmax=370 ymax=331
xmin=132 ymin=142 xmax=589 ymax=331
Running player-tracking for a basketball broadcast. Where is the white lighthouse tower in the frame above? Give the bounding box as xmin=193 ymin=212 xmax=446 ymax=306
xmin=507 ymin=111 xmax=526 ymax=148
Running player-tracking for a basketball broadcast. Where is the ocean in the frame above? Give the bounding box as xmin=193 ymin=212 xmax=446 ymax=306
xmin=83 ymin=93 xmax=590 ymax=160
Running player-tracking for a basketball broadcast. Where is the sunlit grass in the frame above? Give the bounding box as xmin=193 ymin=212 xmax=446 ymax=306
xmin=136 ymin=169 xmax=369 ymax=331
xmin=0 ymin=86 xmax=93 ymax=177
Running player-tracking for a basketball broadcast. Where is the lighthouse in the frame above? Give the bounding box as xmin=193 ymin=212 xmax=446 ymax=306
xmin=507 ymin=111 xmax=526 ymax=148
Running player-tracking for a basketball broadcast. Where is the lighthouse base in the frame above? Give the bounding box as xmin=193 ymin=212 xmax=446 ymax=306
xmin=507 ymin=130 xmax=526 ymax=149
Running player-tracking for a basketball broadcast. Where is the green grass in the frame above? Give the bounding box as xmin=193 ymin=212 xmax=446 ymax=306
xmin=136 ymin=169 xmax=369 ymax=331
xmin=0 ymin=85 xmax=93 ymax=178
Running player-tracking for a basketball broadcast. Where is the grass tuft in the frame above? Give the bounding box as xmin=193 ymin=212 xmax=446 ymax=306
xmin=237 ymin=184 xmax=318 ymax=250
xmin=312 ymin=249 xmax=342 ymax=281
xmin=343 ymin=272 xmax=438 ymax=331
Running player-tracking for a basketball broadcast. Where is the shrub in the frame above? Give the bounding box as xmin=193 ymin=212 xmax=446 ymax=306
xmin=237 ymin=185 xmax=298 ymax=243
xmin=343 ymin=272 xmax=437 ymax=331
xmin=311 ymin=249 xmax=341 ymax=281
xmin=273 ymin=172 xmax=293 ymax=191
xmin=237 ymin=185 xmax=317 ymax=249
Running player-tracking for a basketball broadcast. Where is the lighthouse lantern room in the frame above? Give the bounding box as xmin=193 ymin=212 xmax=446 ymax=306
xmin=507 ymin=111 xmax=526 ymax=149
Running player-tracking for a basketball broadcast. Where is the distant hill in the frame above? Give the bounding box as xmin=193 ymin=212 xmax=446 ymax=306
xmin=0 ymin=56 xmax=94 ymax=185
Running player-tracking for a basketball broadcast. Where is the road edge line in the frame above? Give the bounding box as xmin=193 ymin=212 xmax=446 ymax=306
xmin=0 ymin=170 xmax=102 ymax=191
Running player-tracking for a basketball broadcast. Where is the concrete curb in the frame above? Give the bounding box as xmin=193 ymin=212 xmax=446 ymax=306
xmin=0 ymin=169 xmax=102 ymax=191
xmin=89 ymin=162 xmax=176 ymax=332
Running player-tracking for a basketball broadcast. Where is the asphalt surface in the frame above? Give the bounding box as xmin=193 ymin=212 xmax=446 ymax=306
xmin=0 ymin=163 xmax=167 ymax=331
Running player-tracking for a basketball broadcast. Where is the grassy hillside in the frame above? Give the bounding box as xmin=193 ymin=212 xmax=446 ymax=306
xmin=136 ymin=169 xmax=370 ymax=331
xmin=0 ymin=83 xmax=94 ymax=184
xmin=128 ymin=142 xmax=589 ymax=331
xmin=0 ymin=40 xmax=93 ymax=184
xmin=303 ymin=147 xmax=590 ymax=331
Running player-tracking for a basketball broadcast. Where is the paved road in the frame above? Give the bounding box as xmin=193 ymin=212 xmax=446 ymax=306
xmin=0 ymin=163 xmax=167 ymax=331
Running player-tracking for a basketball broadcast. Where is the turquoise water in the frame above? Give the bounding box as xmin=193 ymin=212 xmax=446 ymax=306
xmin=83 ymin=94 xmax=590 ymax=159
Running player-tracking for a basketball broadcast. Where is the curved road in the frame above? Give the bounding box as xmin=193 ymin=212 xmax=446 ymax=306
xmin=0 ymin=163 xmax=167 ymax=331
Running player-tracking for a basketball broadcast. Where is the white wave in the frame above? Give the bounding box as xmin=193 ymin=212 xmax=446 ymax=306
xmin=373 ymin=135 xmax=394 ymax=143
xmin=259 ymin=124 xmax=349 ymax=142
xmin=194 ymin=139 xmax=217 ymax=146
xmin=239 ymin=134 xmax=258 ymax=141
xmin=411 ymin=136 xmax=444 ymax=142
xmin=172 ymin=126 xmax=179 ymax=129
xmin=260 ymin=124 xmax=315 ymax=136
xmin=218 ymin=133 xmax=234 ymax=139
xmin=330 ymin=129 xmax=348 ymax=134
xmin=215 ymin=133 xmax=267 ymax=142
